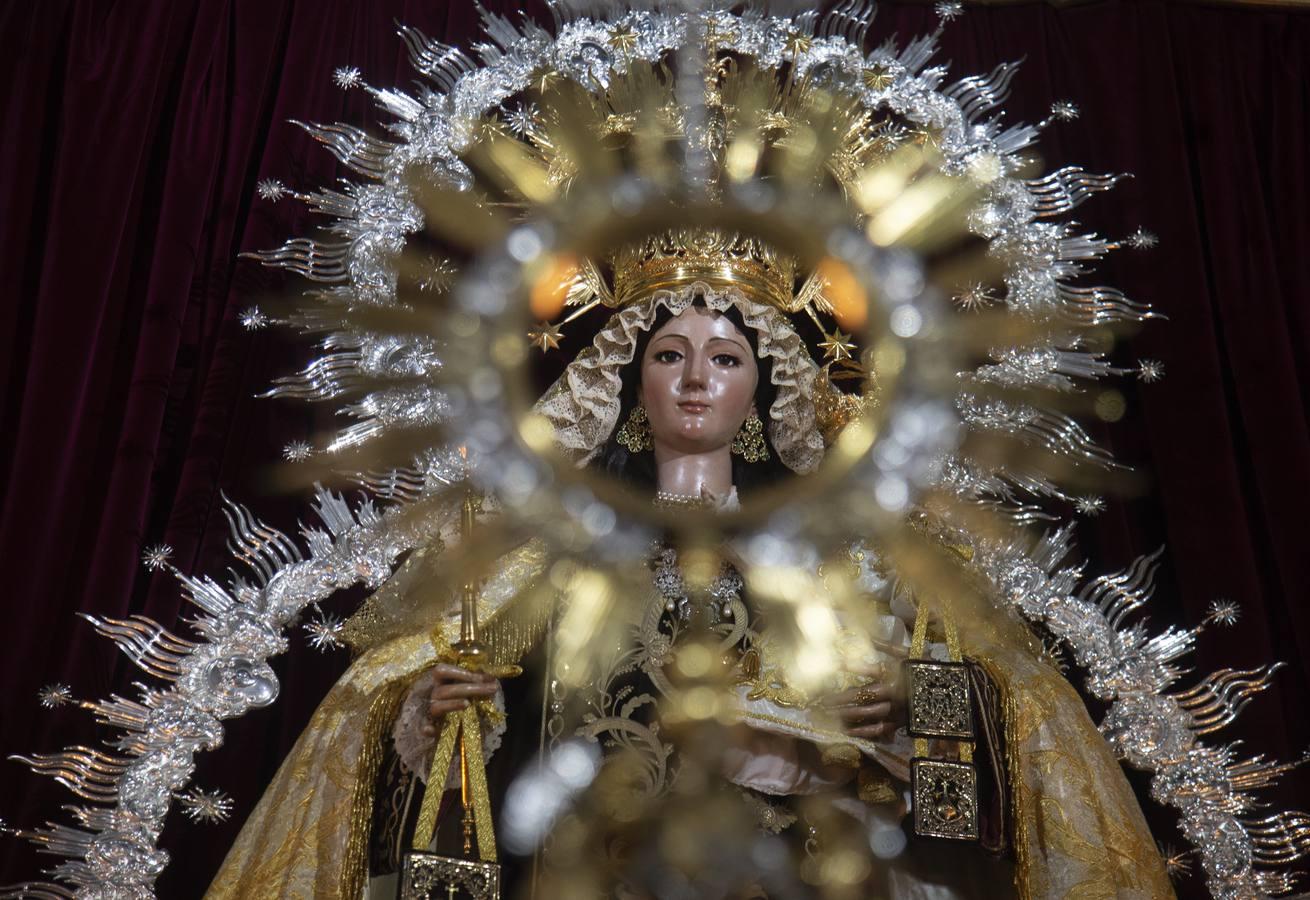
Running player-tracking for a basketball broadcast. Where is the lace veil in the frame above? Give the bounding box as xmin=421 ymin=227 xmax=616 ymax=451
xmin=532 ymin=282 xmax=827 ymax=475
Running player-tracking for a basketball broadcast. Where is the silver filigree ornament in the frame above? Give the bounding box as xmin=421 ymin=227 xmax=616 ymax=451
xmin=303 ymin=609 xmax=345 ymax=652
xmin=178 ymin=788 xmax=233 ymax=825
xmin=255 ymin=178 xmax=286 ymax=202
xmin=1139 ymin=359 xmax=1165 ymax=383
xmin=1050 ymin=100 xmax=1080 ymax=122
xmin=8 ymin=4 xmax=1307 ymax=898
xmin=238 ymin=307 xmax=269 ymax=331
xmin=333 ymin=65 xmax=362 ymax=90
xmin=1127 ymin=226 xmax=1160 ymax=249
xmin=140 ymin=544 xmax=173 ymax=572
xmin=1075 ymin=495 xmax=1106 ymax=516
xmin=935 ymin=2 xmax=964 ymax=22
xmin=1207 ymin=598 xmax=1241 ymax=628
xmin=38 ymin=684 xmax=74 ymax=709
xmin=281 ymin=440 xmax=313 ymax=462
xmin=952 ymin=282 xmax=995 ymax=312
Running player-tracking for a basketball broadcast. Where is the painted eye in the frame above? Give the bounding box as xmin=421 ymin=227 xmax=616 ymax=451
xmin=712 ymin=353 xmax=741 ymax=366
xmin=653 ymin=349 xmax=683 ymax=364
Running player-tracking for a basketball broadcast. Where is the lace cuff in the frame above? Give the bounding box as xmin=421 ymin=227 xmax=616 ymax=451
xmin=392 ymin=670 xmax=507 ymax=788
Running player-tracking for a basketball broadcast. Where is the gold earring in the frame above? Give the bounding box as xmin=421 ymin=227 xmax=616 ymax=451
xmin=616 ymin=405 xmax=654 ymax=453
xmin=731 ymin=411 xmax=770 ymax=463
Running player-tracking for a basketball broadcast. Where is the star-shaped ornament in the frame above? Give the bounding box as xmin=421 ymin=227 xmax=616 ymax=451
xmin=142 ymin=543 xmax=174 ymax=571
xmin=1137 ymin=359 xmax=1165 ymax=383
xmin=528 ymin=321 xmax=564 ymax=352
xmin=863 ymin=65 xmax=895 ymax=92
xmin=38 ymin=684 xmax=74 ymax=709
xmin=608 ymin=25 xmax=637 ymax=54
xmin=180 ymin=788 xmax=234 ymax=824
xmin=785 ymin=32 xmax=812 ymax=57
xmin=532 ymin=68 xmax=562 ymax=94
xmin=818 ymin=329 xmax=857 ymax=364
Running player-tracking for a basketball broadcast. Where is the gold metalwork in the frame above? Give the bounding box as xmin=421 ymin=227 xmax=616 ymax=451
xmin=399 ymin=852 xmax=501 ymax=900
xmin=910 ymin=758 xmax=980 ymax=841
xmin=616 ymin=405 xmax=654 ymax=453
xmin=730 ymin=411 xmax=770 ymax=463
xmin=817 ymin=327 xmax=857 ymax=363
xmin=652 ymin=490 xmax=715 ymax=510
xmin=862 ymin=65 xmax=895 ymax=91
xmin=607 ymin=24 xmax=637 ymax=54
xmin=527 ymin=321 xmax=563 ymax=352
xmin=904 ymin=659 xmax=974 ymax=740
xmin=610 ymin=227 xmax=797 ymax=311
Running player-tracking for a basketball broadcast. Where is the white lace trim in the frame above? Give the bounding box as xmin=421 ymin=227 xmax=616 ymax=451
xmin=392 ymin=669 xmax=507 ymax=788
xmin=533 ymin=283 xmax=825 ymax=475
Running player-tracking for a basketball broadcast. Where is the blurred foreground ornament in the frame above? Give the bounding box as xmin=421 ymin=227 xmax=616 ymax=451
xmin=7 ymin=2 xmax=1309 ymax=898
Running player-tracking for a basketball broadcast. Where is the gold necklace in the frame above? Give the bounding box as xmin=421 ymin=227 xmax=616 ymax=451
xmin=652 ymin=490 xmax=715 ymax=509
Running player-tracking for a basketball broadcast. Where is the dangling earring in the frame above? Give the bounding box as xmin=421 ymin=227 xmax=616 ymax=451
xmin=731 ymin=411 xmax=770 ymax=463
xmin=616 ymin=405 xmax=654 ymax=452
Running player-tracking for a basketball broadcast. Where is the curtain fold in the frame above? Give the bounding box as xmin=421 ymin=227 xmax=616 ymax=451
xmin=1 ymin=2 xmax=1306 ymax=896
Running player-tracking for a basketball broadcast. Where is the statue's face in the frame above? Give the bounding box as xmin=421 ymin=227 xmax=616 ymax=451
xmin=639 ymin=306 xmax=759 ymax=457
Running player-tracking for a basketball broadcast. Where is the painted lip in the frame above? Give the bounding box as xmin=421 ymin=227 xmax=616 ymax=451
xmin=677 ymin=401 xmax=711 ymax=413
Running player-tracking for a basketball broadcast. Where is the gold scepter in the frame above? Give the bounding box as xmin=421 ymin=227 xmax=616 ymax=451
xmin=400 ymin=484 xmax=517 ymax=900
xmin=452 ymin=492 xmax=488 ymax=858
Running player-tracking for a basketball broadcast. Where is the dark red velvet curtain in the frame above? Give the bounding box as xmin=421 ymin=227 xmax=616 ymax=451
xmin=2 ymin=1 xmax=1307 ymax=895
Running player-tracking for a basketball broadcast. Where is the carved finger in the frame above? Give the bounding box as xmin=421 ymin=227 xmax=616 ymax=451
xmin=431 ymin=681 xmax=500 ymax=702
xmin=835 ymin=701 xmax=893 ymax=723
xmin=427 ymin=698 xmax=470 ymax=718
xmin=848 ymin=722 xmax=895 ymax=740
xmin=431 ymin=663 xmax=495 ymax=684
xmin=819 ymin=682 xmax=891 ymax=709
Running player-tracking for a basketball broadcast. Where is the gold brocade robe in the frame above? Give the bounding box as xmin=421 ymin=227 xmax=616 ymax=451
xmin=205 ymin=543 xmax=1174 ymax=900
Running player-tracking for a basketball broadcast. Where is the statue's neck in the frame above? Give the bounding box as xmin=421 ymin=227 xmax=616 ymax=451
xmin=652 ymin=445 xmax=733 ymax=499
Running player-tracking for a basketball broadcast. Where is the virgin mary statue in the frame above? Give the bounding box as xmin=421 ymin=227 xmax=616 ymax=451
xmin=10 ymin=5 xmax=1306 ymax=900
xmin=206 ymin=261 xmax=1171 ymax=898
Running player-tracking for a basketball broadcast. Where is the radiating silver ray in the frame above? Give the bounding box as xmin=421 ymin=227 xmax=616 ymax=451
xmin=262 ymin=351 xmax=363 ymax=402
xmin=1247 ymin=812 xmax=1310 ymax=864
xmin=398 ymin=26 xmax=479 ymax=93
xmin=291 ymin=121 xmax=395 ymax=179
xmin=222 ymin=497 xmax=303 ymax=588
xmin=240 ymin=239 xmax=351 ymax=283
xmin=1055 ymin=284 xmax=1155 ymax=325
xmin=77 ymin=614 xmax=194 ymax=680
xmin=0 ymin=884 xmax=76 ymax=899
xmin=1026 ymin=166 xmax=1124 ymax=217
xmin=819 ymin=0 xmax=877 ymax=46
xmin=1175 ymin=664 xmax=1284 ymax=736
xmin=1078 ymin=548 xmax=1163 ymax=629
xmin=946 ymin=61 xmax=1020 ymax=124
xmin=10 ymin=748 xmax=127 ymax=803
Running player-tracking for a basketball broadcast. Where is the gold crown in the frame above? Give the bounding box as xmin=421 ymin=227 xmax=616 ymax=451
xmin=610 ymin=227 xmax=796 ymax=310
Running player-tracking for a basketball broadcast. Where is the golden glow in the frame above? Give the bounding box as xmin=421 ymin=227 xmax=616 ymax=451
xmin=553 ymin=566 xmax=615 ymax=686
xmin=517 ymin=413 xmax=557 ymax=452
xmin=871 ymin=337 xmax=906 ymax=379
xmin=867 ymin=175 xmax=960 ymax=246
xmin=814 ymin=257 xmax=868 ymax=331
xmin=530 ymin=254 xmax=580 ymax=321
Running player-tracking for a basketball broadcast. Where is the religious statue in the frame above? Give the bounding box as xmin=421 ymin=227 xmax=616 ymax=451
xmin=9 ymin=4 xmax=1308 ymax=900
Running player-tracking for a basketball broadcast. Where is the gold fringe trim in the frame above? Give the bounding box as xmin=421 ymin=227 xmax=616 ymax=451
xmin=342 ymin=679 xmax=410 ymax=898
xmin=976 ymin=655 xmax=1030 ymax=900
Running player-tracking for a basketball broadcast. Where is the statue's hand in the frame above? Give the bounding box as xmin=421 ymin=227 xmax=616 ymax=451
xmin=422 ymin=663 xmax=500 ymax=736
xmin=820 ymin=661 xmax=906 ymax=741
